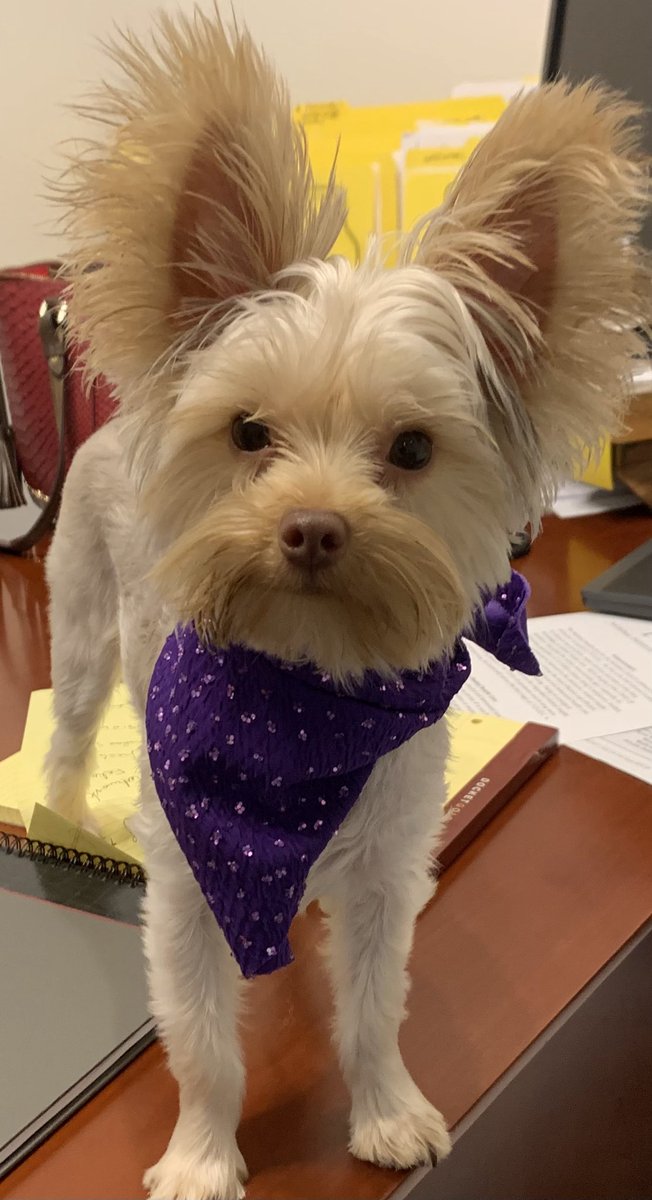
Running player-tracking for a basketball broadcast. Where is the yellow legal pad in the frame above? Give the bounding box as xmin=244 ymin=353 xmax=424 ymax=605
xmin=0 ymin=685 xmax=524 ymax=864
xmin=0 ymin=684 xmax=142 ymax=864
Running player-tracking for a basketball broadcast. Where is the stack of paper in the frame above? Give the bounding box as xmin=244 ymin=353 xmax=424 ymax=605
xmin=550 ymin=479 xmax=640 ymax=520
xmin=452 ymin=611 xmax=652 ymax=786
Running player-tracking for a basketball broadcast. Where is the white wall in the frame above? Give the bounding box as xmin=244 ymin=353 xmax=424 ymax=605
xmin=0 ymin=0 xmax=550 ymax=263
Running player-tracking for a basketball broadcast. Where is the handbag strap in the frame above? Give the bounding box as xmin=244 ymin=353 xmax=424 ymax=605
xmin=0 ymin=298 xmax=68 ymax=555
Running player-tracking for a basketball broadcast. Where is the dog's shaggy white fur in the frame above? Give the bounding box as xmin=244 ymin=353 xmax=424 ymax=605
xmin=45 ymin=9 xmax=649 ymax=1198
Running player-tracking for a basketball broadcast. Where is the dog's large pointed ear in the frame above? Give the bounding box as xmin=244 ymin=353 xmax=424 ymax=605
xmin=59 ymin=10 xmax=345 ymax=398
xmin=406 ymin=82 xmax=650 ymax=517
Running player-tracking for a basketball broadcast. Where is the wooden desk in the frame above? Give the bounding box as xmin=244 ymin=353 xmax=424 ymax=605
xmin=1 ymin=511 xmax=652 ymax=1200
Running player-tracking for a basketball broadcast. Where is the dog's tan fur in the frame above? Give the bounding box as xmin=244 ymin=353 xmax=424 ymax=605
xmin=58 ymin=10 xmax=344 ymax=417
xmin=46 ymin=8 xmax=649 ymax=1197
xmin=408 ymin=81 xmax=649 ymax=517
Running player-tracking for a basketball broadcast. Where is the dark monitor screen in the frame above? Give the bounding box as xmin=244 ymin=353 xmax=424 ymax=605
xmin=544 ymin=0 xmax=652 ymax=248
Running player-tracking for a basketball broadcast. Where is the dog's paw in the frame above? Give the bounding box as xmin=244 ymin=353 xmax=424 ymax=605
xmin=143 ymin=1144 xmax=248 ymax=1200
xmin=350 ymin=1098 xmax=452 ymax=1170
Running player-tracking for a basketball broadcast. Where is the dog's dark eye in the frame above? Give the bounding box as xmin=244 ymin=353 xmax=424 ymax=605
xmin=387 ymin=430 xmax=433 ymax=471
xmin=231 ymin=415 xmax=271 ymax=453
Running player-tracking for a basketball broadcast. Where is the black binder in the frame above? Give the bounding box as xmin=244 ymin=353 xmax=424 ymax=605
xmin=0 ymin=832 xmax=154 ymax=1180
xmin=582 ymin=539 xmax=652 ymax=620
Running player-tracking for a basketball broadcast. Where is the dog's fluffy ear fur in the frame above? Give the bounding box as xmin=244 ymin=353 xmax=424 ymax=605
xmin=406 ymin=82 xmax=650 ymax=512
xmin=58 ymin=8 xmax=345 ymax=396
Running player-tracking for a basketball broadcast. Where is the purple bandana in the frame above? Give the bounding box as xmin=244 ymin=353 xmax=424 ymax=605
xmin=146 ymin=570 xmax=539 ymax=978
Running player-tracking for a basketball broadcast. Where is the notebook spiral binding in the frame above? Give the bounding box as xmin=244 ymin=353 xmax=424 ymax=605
xmin=0 ymin=829 xmax=146 ymax=886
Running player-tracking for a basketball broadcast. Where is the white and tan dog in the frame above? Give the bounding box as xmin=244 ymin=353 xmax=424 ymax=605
xmin=45 ymin=10 xmax=648 ymax=1198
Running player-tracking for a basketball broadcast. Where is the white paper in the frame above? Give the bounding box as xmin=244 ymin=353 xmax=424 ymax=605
xmin=568 ymin=726 xmax=652 ymax=786
xmin=550 ymin=480 xmax=640 ymax=519
xmin=401 ymin=121 xmax=494 ymax=152
xmin=452 ymin=611 xmax=652 ymax=742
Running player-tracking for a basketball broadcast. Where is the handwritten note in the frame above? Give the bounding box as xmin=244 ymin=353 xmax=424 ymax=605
xmin=0 ymin=684 xmax=144 ymax=863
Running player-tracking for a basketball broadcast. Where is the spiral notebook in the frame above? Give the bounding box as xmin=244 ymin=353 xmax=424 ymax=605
xmin=0 ymin=834 xmax=153 ymax=1181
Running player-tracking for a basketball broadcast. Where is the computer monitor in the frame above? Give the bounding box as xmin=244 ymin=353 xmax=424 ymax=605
xmin=543 ymin=0 xmax=652 ymax=250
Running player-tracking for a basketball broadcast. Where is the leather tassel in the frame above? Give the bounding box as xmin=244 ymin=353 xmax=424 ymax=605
xmin=0 ymin=423 xmax=26 ymax=509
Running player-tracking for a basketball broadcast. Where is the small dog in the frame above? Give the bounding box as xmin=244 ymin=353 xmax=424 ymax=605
xmin=45 ymin=9 xmax=649 ymax=1198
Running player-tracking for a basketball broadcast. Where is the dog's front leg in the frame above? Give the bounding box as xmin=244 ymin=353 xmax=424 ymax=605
xmin=327 ymin=884 xmax=452 ymax=1170
xmin=322 ymin=737 xmax=452 ymax=1170
xmin=141 ymin=831 xmax=247 ymax=1200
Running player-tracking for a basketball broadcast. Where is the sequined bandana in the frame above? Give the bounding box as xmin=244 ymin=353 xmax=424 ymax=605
xmin=146 ymin=571 xmax=539 ymax=978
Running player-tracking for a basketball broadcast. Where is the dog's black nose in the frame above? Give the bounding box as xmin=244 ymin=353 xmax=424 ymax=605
xmin=279 ymin=509 xmax=349 ymax=570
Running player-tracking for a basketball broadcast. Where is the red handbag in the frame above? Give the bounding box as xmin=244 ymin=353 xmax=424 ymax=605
xmin=0 ymin=263 xmax=117 ymax=553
